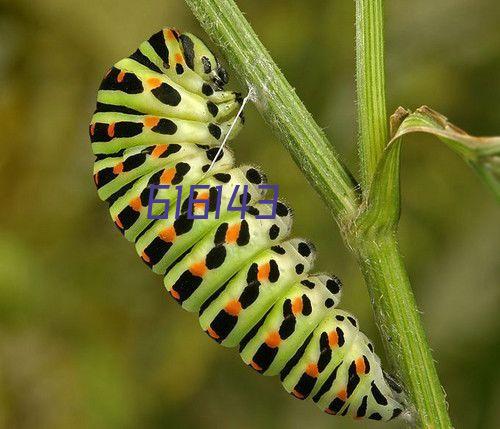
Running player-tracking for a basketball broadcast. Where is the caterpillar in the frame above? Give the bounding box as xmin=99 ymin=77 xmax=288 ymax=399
xmin=89 ymin=27 xmax=405 ymax=422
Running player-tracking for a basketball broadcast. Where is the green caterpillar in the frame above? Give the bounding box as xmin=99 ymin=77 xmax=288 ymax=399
xmin=89 ymin=27 xmax=405 ymax=421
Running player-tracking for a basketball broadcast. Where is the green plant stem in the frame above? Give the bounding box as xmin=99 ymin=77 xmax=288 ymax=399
xmin=356 ymin=0 xmax=388 ymax=190
xmin=184 ymin=0 xmax=453 ymax=427
xmin=355 ymin=235 xmax=453 ymax=428
xmin=184 ymin=0 xmax=359 ymax=225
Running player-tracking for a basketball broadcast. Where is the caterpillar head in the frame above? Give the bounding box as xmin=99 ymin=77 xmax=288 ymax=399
xmin=180 ymin=32 xmax=228 ymax=88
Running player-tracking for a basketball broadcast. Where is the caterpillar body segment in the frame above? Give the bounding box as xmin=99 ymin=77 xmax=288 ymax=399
xmin=89 ymin=27 xmax=405 ymax=422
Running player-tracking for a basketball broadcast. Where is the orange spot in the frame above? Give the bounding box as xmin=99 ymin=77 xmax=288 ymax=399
xmin=190 ymin=260 xmax=207 ymax=277
xmin=144 ymin=116 xmax=160 ymax=128
xmin=160 ymin=168 xmax=176 ymax=184
xmin=305 ymin=363 xmax=319 ymax=378
xmin=114 ymin=217 xmax=123 ymax=229
xmin=328 ymin=330 xmax=339 ymax=348
xmin=147 ymin=77 xmax=162 ymax=89
xmin=107 ymin=122 xmax=115 ymax=137
xmin=250 ymin=361 xmax=262 ymax=371
xmin=159 ymin=226 xmax=176 ymax=243
xmin=337 ymin=389 xmax=347 ymax=401
xmin=175 ymin=53 xmax=183 ymax=63
xmin=165 ymin=29 xmax=176 ymax=40
xmin=90 ymin=123 xmax=95 ymax=136
xmin=170 ymin=289 xmax=180 ymax=300
xmin=292 ymin=390 xmax=305 ymax=399
xmin=193 ymin=192 xmax=209 ymax=210
xmin=324 ymin=408 xmax=335 ymax=415
xmin=355 ymin=357 xmax=366 ymax=375
xmin=130 ymin=197 xmax=142 ymax=211
xmin=225 ymin=299 xmax=241 ymax=316
xmin=257 ymin=262 xmax=271 ymax=281
xmin=151 ymin=144 xmax=168 ymax=158
xmin=207 ymin=327 xmax=219 ymax=339
xmin=225 ymin=223 xmax=241 ymax=244
xmin=292 ymin=296 xmax=303 ymax=315
xmin=93 ymin=173 xmax=99 ymax=185
xmin=117 ymin=70 xmax=125 ymax=82
xmin=141 ymin=251 xmax=150 ymax=263
xmin=113 ymin=162 xmax=124 ymax=174
xmin=265 ymin=331 xmax=281 ymax=348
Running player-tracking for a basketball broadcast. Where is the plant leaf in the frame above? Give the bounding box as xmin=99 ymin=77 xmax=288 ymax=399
xmin=358 ymin=106 xmax=499 ymax=235
xmin=390 ymin=106 xmax=500 ymax=199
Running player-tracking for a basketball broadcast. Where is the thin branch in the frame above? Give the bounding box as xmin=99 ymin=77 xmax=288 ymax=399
xmin=185 ymin=0 xmax=359 ymax=226
xmin=356 ymin=0 xmax=388 ymax=191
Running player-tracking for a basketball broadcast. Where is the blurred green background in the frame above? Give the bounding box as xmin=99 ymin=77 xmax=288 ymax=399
xmin=0 ymin=0 xmax=499 ymax=428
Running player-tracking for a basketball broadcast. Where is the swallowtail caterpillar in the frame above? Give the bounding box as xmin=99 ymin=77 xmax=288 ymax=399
xmin=89 ymin=27 xmax=406 ymax=422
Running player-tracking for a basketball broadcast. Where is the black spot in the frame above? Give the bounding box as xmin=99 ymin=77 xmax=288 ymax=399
xmin=246 ymin=206 xmax=260 ymax=216
xmin=171 ymin=270 xmax=203 ymax=303
xmin=328 ymin=397 xmax=345 ymax=414
xmin=326 ymin=276 xmax=342 ymax=294
xmin=202 ymin=83 xmax=214 ymax=96
xmin=368 ymin=343 xmax=374 ymax=353
xmin=301 ymin=295 xmax=312 ymax=315
xmin=347 ymin=316 xmax=357 ymax=327
xmin=268 ymin=259 xmax=280 ymax=282
xmin=123 ymin=153 xmax=146 ymax=171
xmin=246 ymin=168 xmax=263 ymax=184
xmin=205 ymin=245 xmax=226 ymax=269
xmin=391 ymin=408 xmax=403 ymax=420
xmin=206 ymin=147 xmax=223 ymax=161
xmin=347 ymin=361 xmax=360 ymax=397
xmin=201 ymin=56 xmax=212 ymax=73
xmin=143 ymin=237 xmax=173 ymax=267
xmin=336 ymin=327 xmax=345 ymax=347
xmin=129 ymin=49 xmax=163 ymax=73
xmin=279 ymin=316 xmax=296 ymax=340
xmin=117 ymin=206 xmax=141 ymax=230
xmin=356 ymin=395 xmax=368 ymax=418
xmin=175 ymin=63 xmax=184 ymax=74
xmin=99 ymin=68 xmax=144 ymax=94
xmin=152 ymin=118 xmax=178 ymax=135
xmin=151 ymin=83 xmax=181 ymax=106
xmin=171 ymin=162 xmax=191 ymax=185
xmin=239 ymin=191 xmax=251 ymax=205
xmin=179 ymin=35 xmax=195 ymax=69
xmin=236 ymin=220 xmax=250 ymax=246
xmin=363 ymin=356 xmax=370 ymax=374
xmin=301 ymin=279 xmax=315 ymax=289
xmin=276 ymin=202 xmax=289 ymax=217
xmin=208 ymin=123 xmax=222 ymax=139
xmin=371 ymin=382 xmax=388 ymax=405
xmin=317 ymin=347 xmax=332 ymax=372
xmin=295 ymin=264 xmax=304 ymax=274
xmin=271 ymin=245 xmax=286 ymax=255
xmin=246 ymin=263 xmax=259 ymax=284
xmin=325 ymin=298 xmax=335 ymax=308
xmin=251 ymin=343 xmax=278 ymax=373
xmin=209 ymin=310 xmax=238 ymax=342
xmin=282 ymin=299 xmax=293 ymax=317
xmin=335 ymin=315 xmax=345 ymax=321
xmin=95 ymin=102 xmax=145 ymax=115
xmin=173 ymin=214 xmax=194 ymax=235
xmin=148 ymin=31 xmax=169 ymax=64
xmin=213 ymin=173 xmax=231 ymax=183
xmin=297 ymin=242 xmax=312 ymax=257
xmin=207 ymin=101 xmax=219 ymax=117
xmin=269 ymin=224 xmax=280 ymax=240
xmin=214 ymin=223 xmax=229 ymax=245
xmin=239 ymin=283 xmax=260 ymax=309
xmin=369 ymin=413 xmax=383 ymax=421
